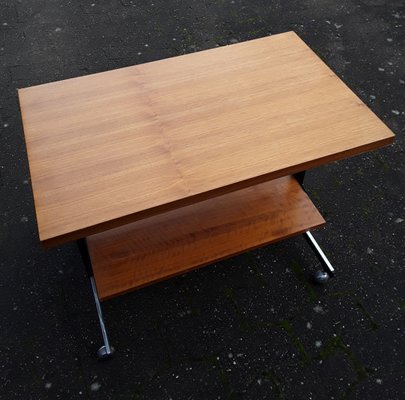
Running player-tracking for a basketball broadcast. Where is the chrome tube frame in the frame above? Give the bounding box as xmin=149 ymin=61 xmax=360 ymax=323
xmin=90 ymin=276 xmax=113 ymax=356
xmin=294 ymin=171 xmax=335 ymax=278
xmin=78 ymin=238 xmax=114 ymax=359
xmin=304 ymin=230 xmax=335 ymax=276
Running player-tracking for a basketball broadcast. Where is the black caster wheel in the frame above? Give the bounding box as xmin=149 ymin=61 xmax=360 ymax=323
xmin=97 ymin=345 xmax=114 ymax=360
xmin=312 ymin=270 xmax=330 ymax=284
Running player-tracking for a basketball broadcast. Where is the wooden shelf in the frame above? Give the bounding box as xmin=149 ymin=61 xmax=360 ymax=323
xmin=87 ymin=176 xmax=325 ymax=300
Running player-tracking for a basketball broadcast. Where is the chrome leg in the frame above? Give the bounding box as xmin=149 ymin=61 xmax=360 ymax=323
xmin=294 ymin=172 xmax=335 ymax=282
xmin=304 ymin=231 xmax=335 ymax=283
xmin=78 ymin=239 xmax=114 ymax=359
xmin=90 ymin=276 xmax=114 ymax=359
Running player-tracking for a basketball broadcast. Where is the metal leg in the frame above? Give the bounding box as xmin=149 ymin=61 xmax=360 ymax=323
xmin=294 ymin=172 xmax=335 ymax=283
xmin=303 ymin=231 xmax=335 ymax=284
xmin=90 ymin=276 xmax=114 ymax=359
xmin=78 ymin=239 xmax=114 ymax=359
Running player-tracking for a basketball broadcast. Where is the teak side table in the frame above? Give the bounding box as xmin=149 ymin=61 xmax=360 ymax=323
xmin=18 ymin=32 xmax=394 ymax=358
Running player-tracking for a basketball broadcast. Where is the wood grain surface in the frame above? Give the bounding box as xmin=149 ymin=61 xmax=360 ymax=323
xmin=18 ymin=31 xmax=394 ymax=246
xmin=87 ymin=176 xmax=325 ymax=300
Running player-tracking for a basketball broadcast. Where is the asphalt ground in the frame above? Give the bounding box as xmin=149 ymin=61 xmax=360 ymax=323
xmin=0 ymin=1 xmax=404 ymax=399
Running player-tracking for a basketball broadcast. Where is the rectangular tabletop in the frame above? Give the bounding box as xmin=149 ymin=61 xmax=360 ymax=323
xmin=18 ymin=31 xmax=394 ymax=246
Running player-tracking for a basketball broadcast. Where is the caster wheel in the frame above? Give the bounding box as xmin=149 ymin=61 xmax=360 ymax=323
xmin=97 ymin=345 xmax=114 ymax=360
xmin=312 ymin=270 xmax=330 ymax=284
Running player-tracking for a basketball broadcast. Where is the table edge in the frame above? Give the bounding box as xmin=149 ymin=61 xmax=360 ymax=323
xmin=40 ymin=135 xmax=394 ymax=247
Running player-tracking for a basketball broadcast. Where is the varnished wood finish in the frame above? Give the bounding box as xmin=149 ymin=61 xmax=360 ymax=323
xmin=87 ymin=176 xmax=325 ymax=300
xmin=18 ymin=31 xmax=394 ymax=246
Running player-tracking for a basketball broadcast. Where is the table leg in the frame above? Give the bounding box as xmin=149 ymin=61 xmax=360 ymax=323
xmin=77 ymin=239 xmax=114 ymax=359
xmin=303 ymin=230 xmax=335 ymax=283
xmin=294 ymin=171 xmax=336 ymax=283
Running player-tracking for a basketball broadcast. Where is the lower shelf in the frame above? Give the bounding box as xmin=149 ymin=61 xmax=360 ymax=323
xmin=87 ymin=176 xmax=325 ymax=300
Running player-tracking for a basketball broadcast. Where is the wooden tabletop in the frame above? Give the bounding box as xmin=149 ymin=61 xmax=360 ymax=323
xmin=18 ymin=31 xmax=394 ymax=246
